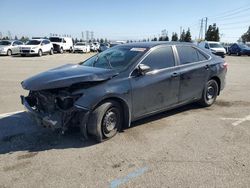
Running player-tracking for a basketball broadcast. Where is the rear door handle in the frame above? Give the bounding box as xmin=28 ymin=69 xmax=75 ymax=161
xmin=171 ymin=72 xmax=179 ymax=78
xmin=205 ymin=64 xmax=210 ymax=70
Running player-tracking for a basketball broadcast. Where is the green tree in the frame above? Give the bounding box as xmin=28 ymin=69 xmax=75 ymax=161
xmin=241 ymin=26 xmax=250 ymax=43
xmin=171 ymin=32 xmax=178 ymax=41
xmin=20 ymin=36 xmax=29 ymax=42
xmin=158 ymin=36 xmax=163 ymax=41
xmin=184 ymin=28 xmax=192 ymax=42
xmin=179 ymin=30 xmax=186 ymax=42
xmin=100 ymin=38 xmax=104 ymax=43
xmin=152 ymin=37 xmax=157 ymax=41
xmin=205 ymin=23 xmax=220 ymax=41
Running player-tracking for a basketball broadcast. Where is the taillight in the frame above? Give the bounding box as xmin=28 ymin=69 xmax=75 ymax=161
xmin=223 ymin=62 xmax=228 ymax=69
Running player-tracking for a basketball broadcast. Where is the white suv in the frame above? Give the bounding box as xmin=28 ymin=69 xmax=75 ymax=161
xmin=20 ymin=39 xmax=54 ymax=57
xmin=49 ymin=37 xmax=74 ymax=53
xmin=73 ymin=42 xmax=90 ymax=53
xmin=198 ymin=41 xmax=226 ymax=58
xmin=90 ymin=42 xmax=100 ymax=52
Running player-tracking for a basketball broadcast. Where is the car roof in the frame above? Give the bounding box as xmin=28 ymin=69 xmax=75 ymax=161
xmin=119 ymin=42 xmax=196 ymax=48
xmin=29 ymin=39 xmax=45 ymax=41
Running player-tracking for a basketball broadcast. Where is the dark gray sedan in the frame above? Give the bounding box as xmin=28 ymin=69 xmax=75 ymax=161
xmin=21 ymin=42 xmax=227 ymax=142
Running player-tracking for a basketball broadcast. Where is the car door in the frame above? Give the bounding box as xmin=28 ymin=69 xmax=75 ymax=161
xmin=12 ymin=41 xmax=19 ymax=54
xmin=176 ymin=45 xmax=210 ymax=103
xmin=130 ymin=45 xmax=180 ymax=118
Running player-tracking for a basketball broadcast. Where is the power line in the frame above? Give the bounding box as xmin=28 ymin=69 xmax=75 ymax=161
xmin=210 ymin=4 xmax=250 ymax=19
xmin=210 ymin=8 xmax=250 ymax=21
xmin=219 ymin=19 xmax=250 ymax=26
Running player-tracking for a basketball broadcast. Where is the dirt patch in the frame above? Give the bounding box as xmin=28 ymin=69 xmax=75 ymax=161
xmin=3 ymin=161 xmax=31 ymax=172
xmin=215 ymin=100 xmax=250 ymax=107
xmin=17 ymin=152 xmax=38 ymax=160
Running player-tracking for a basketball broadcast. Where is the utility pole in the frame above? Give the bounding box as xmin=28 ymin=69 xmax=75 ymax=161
xmin=204 ymin=17 xmax=208 ymax=40
xmin=199 ymin=19 xmax=204 ymax=40
xmin=180 ymin=26 xmax=182 ymax=39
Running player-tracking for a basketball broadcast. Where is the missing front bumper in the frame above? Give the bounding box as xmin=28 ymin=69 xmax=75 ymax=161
xmin=20 ymin=95 xmax=90 ymax=138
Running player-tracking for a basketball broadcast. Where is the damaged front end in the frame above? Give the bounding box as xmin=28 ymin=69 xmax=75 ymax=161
xmin=21 ymin=89 xmax=89 ymax=137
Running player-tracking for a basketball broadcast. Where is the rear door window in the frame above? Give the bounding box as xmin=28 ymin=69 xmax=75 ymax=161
xmin=176 ymin=46 xmax=200 ymax=65
xmin=141 ymin=46 xmax=175 ymax=70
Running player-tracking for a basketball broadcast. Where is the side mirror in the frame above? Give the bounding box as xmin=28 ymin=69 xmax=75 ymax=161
xmin=138 ymin=64 xmax=151 ymax=75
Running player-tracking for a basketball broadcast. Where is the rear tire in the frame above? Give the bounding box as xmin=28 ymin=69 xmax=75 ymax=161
xmin=199 ymin=79 xmax=219 ymax=107
xmin=237 ymin=52 xmax=241 ymax=56
xmin=60 ymin=47 xmax=63 ymax=54
xmin=87 ymin=100 xmax=122 ymax=142
xmin=7 ymin=49 xmax=12 ymax=56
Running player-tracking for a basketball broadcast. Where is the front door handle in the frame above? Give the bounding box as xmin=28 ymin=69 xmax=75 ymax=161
xmin=205 ymin=64 xmax=210 ymax=70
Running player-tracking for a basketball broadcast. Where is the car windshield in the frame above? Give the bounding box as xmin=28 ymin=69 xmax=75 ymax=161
xmin=238 ymin=44 xmax=248 ymax=49
xmin=0 ymin=41 xmax=11 ymax=45
xmin=49 ymin=37 xmax=62 ymax=42
xmin=209 ymin=43 xmax=223 ymax=48
xmin=76 ymin=43 xmax=86 ymax=46
xmin=80 ymin=46 xmax=148 ymax=71
xmin=26 ymin=40 xmax=41 ymax=45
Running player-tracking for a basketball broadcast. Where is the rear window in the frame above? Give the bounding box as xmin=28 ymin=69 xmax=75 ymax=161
xmin=176 ymin=46 xmax=208 ymax=65
xmin=49 ymin=37 xmax=62 ymax=42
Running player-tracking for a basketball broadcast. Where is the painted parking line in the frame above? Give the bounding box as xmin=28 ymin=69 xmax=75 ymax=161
xmin=110 ymin=167 xmax=149 ymax=188
xmin=221 ymin=115 xmax=250 ymax=126
xmin=0 ymin=111 xmax=24 ymax=119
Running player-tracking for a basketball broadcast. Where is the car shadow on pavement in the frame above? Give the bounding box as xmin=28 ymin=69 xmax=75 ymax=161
xmin=0 ymin=103 xmax=202 ymax=155
xmin=0 ymin=112 xmax=96 ymax=154
xmin=130 ymin=103 xmax=202 ymax=128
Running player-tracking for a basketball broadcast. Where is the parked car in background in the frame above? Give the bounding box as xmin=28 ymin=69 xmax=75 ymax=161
xmin=90 ymin=42 xmax=100 ymax=52
xmin=228 ymin=43 xmax=250 ymax=56
xmin=21 ymin=42 xmax=227 ymax=142
xmin=73 ymin=42 xmax=90 ymax=53
xmin=99 ymin=43 xmax=110 ymax=52
xmin=198 ymin=41 xmax=226 ymax=58
xmin=0 ymin=40 xmax=23 ymax=56
xmin=49 ymin=37 xmax=74 ymax=53
xmin=20 ymin=39 xmax=53 ymax=57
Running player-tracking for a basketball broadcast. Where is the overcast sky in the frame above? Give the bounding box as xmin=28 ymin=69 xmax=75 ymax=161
xmin=0 ymin=0 xmax=250 ymax=42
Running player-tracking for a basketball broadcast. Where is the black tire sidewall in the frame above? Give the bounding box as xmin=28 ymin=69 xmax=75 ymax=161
xmin=7 ymin=49 xmax=12 ymax=56
xmin=50 ymin=49 xmax=53 ymax=55
xmin=38 ymin=50 xmax=42 ymax=57
xmin=203 ymin=80 xmax=218 ymax=106
xmin=88 ymin=101 xmax=122 ymax=142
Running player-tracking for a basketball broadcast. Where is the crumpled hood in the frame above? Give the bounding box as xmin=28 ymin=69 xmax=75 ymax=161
xmin=21 ymin=64 xmax=118 ymax=91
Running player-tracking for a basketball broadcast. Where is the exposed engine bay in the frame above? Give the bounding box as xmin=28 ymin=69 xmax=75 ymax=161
xmin=22 ymin=89 xmax=84 ymax=133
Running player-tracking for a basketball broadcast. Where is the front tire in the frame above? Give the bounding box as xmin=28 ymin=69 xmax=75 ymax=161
xmin=49 ymin=48 xmax=54 ymax=55
xmin=88 ymin=100 xmax=122 ymax=142
xmin=237 ymin=52 xmax=241 ymax=56
xmin=60 ymin=47 xmax=63 ymax=54
xmin=38 ymin=49 xmax=42 ymax=57
xmin=7 ymin=49 xmax=12 ymax=56
xmin=199 ymin=79 xmax=219 ymax=107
